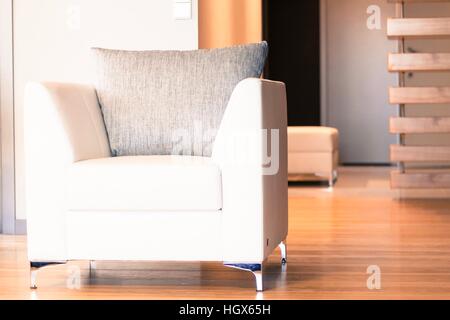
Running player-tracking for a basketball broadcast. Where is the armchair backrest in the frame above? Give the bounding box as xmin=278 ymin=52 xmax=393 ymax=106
xmin=92 ymin=42 xmax=268 ymax=157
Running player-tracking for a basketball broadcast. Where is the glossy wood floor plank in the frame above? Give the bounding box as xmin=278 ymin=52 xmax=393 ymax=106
xmin=1 ymin=167 xmax=450 ymax=299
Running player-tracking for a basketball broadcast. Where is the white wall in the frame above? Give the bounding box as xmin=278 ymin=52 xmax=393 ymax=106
xmin=324 ymin=0 xmax=398 ymax=164
xmin=14 ymin=0 xmax=199 ymax=220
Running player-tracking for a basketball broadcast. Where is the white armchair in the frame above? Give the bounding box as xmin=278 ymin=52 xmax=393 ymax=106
xmin=24 ymin=78 xmax=288 ymax=291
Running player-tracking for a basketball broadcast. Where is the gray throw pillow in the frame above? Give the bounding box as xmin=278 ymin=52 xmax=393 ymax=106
xmin=92 ymin=42 xmax=268 ymax=157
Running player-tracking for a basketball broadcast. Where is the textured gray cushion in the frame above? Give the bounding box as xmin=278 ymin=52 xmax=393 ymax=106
xmin=92 ymin=42 xmax=268 ymax=156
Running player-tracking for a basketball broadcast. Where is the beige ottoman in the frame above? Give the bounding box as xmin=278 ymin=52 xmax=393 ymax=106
xmin=288 ymin=126 xmax=339 ymax=186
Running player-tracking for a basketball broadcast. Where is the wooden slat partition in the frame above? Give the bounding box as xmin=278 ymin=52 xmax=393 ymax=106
xmin=389 ymin=53 xmax=450 ymax=71
xmin=388 ymin=18 xmax=450 ymax=37
xmin=391 ymin=145 xmax=450 ymax=162
xmin=387 ymin=1 xmax=450 ymax=194
xmin=391 ymin=171 xmax=450 ymax=189
xmin=390 ymin=117 xmax=450 ymax=133
xmin=389 ymin=87 xmax=450 ymax=104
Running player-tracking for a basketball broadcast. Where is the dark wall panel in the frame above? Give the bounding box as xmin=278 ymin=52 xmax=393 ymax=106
xmin=263 ymin=0 xmax=321 ymax=126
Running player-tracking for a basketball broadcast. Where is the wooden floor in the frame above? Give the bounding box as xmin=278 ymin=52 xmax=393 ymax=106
xmin=2 ymin=167 xmax=450 ymax=299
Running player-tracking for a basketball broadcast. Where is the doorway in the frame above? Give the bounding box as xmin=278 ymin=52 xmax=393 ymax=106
xmin=263 ymin=0 xmax=399 ymax=164
xmin=263 ymin=0 xmax=321 ymax=126
xmin=322 ymin=0 xmax=398 ymax=164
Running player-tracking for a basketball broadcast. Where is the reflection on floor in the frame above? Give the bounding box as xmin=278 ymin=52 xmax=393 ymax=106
xmin=289 ymin=166 xmax=394 ymax=198
xmin=1 ymin=166 xmax=450 ymax=299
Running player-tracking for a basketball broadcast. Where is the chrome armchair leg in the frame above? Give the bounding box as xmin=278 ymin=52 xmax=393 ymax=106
xmin=279 ymin=241 xmax=287 ymax=265
xmin=30 ymin=265 xmax=38 ymax=289
xmin=89 ymin=260 xmax=96 ymax=277
xmin=224 ymin=263 xmax=264 ymax=292
xmin=29 ymin=261 xmax=66 ymax=289
xmin=253 ymin=269 xmax=263 ymax=292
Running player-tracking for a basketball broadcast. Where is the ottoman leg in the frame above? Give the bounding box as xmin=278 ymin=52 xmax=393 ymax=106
xmin=329 ymin=170 xmax=337 ymax=187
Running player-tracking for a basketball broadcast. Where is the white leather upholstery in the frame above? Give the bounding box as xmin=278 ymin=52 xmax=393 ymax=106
xmin=68 ymin=156 xmax=222 ymax=211
xmin=288 ymin=151 xmax=339 ymax=175
xmin=25 ymin=78 xmax=288 ymax=267
xmin=288 ymin=126 xmax=338 ymax=152
xmin=287 ymin=126 xmax=339 ymax=179
xmin=24 ymin=82 xmax=111 ymax=261
xmin=213 ymin=78 xmax=288 ymax=262
xmin=66 ymin=211 xmax=223 ymax=261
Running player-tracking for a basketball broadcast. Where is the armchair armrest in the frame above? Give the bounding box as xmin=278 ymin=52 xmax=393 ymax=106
xmin=24 ymin=82 xmax=111 ymax=260
xmin=212 ymin=78 xmax=288 ymax=263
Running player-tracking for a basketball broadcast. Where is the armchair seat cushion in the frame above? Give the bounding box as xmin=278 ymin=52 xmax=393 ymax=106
xmin=67 ymin=156 xmax=222 ymax=211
